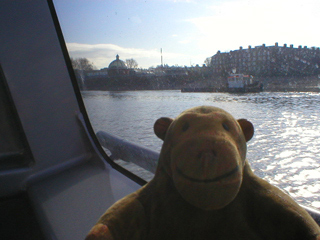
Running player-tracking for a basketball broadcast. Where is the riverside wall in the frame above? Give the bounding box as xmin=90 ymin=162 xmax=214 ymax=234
xmin=81 ymin=74 xmax=320 ymax=92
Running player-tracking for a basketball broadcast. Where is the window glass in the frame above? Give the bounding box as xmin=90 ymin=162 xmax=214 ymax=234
xmin=53 ymin=0 xmax=320 ymax=210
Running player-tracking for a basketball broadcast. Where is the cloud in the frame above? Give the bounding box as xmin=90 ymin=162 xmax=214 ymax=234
xmin=66 ymin=43 xmax=186 ymax=69
xmin=178 ymin=39 xmax=192 ymax=44
xmin=185 ymin=0 xmax=320 ymax=53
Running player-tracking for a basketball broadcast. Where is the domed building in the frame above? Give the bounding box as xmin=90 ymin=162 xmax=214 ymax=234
xmin=108 ymin=54 xmax=129 ymax=76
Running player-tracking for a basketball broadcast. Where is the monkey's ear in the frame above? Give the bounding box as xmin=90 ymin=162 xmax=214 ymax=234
xmin=237 ymin=119 xmax=254 ymax=142
xmin=154 ymin=117 xmax=173 ymax=141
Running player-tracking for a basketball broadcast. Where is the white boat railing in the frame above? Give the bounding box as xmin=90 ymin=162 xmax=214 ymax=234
xmin=96 ymin=131 xmax=159 ymax=173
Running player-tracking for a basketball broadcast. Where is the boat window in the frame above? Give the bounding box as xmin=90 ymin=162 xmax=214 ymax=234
xmin=53 ymin=0 xmax=320 ymax=210
xmin=0 ymin=65 xmax=33 ymax=170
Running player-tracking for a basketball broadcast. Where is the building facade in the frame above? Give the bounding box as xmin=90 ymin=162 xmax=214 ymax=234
xmin=211 ymin=43 xmax=320 ymax=77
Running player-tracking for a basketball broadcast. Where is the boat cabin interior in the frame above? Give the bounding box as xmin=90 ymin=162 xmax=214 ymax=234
xmin=0 ymin=1 xmax=319 ymax=239
xmin=0 ymin=1 xmax=146 ymax=239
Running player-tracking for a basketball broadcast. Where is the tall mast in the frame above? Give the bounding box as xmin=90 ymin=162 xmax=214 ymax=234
xmin=161 ymin=48 xmax=163 ymax=67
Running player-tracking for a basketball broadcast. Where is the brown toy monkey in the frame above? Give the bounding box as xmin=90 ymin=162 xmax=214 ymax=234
xmin=86 ymin=106 xmax=320 ymax=240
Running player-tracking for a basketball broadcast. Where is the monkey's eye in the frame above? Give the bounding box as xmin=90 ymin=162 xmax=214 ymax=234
xmin=222 ymin=123 xmax=230 ymax=131
xmin=182 ymin=122 xmax=189 ymax=132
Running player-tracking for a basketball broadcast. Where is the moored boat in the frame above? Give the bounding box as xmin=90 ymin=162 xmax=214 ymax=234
xmin=227 ymin=73 xmax=263 ymax=93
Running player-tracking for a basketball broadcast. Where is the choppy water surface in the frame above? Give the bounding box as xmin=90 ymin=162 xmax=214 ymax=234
xmin=82 ymin=90 xmax=320 ymax=210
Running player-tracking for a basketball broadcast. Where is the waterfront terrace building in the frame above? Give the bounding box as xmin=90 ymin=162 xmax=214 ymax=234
xmin=211 ymin=43 xmax=320 ymax=77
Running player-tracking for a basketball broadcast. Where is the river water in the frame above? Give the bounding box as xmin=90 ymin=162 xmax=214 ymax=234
xmin=82 ymin=90 xmax=320 ymax=210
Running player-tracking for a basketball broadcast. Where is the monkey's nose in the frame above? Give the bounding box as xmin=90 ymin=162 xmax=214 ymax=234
xmin=197 ymin=150 xmax=217 ymax=161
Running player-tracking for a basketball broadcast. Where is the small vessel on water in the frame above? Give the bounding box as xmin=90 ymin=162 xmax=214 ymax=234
xmin=227 ymin=73 xmax=263 ymax=93
xmin=181 ymin=72 xmax=263 ymax=93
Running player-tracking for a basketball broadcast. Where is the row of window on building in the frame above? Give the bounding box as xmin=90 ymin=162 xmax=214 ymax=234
xmin=211 ymin=43 xmax=320 ymax=77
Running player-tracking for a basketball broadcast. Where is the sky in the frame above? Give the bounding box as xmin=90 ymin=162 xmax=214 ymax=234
xmin=53 ymin=0 xmax=320 ymax=69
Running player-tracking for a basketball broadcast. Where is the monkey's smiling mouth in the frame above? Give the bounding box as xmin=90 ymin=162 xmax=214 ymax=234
xmin=176 ymin=165 xmax=239 ymax=183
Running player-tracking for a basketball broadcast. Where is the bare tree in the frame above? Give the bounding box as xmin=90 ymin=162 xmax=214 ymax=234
xmin=125 ymin=58 xmax=138 ymax=69
xmin=204 ymin=57 xmax=212 ymax=67
xmin=71 ymin=57 xmax=96 ymax=70
xmin=70 ymin=58 xmax=96 ymax=90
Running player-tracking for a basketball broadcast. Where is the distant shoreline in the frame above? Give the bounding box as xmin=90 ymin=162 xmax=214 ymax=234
xmin=80 ymin=74 xmax=320 ymax=92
